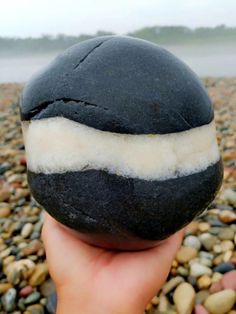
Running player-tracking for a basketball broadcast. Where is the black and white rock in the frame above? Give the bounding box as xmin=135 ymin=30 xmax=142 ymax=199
xmin=20 ymin=36 xmax=223 ymax=250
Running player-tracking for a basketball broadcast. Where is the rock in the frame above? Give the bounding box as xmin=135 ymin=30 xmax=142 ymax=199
xmin=190 ymin=263 xmax=212 ymax=277
xmin=21 ymin=223 xmax=34 ymax=238
xmin=176 ymin=266 xmax=189 ymax=277
xmin=46 ymin=291 xmax=57 ymax=314
xmin=162 ymin=276 xmax=185 ymax=294
xmin=195 ymin=290 xmax=209 ymax=304
xmin=24 ymin=291 xmax=41 ymax=305
xmin=199 ymin=251 xmax=214 ymax=261
xmin=204 ymin=289 xmax=236 ymax=314
xmin=0 ymin=188 xmax=11 ymax=202
xmin=0 ymin=282 xmax=13 ymax=294
xmin=219 ymin=210 xmax=236 ymax=224
xmin=221 ymin=270 xmax=236 ymax=290
xmin=21 ymin=239 xmax=43 ymax=256
xmin=197 ymin=275 xmax=212 ymax=289
xmin=198 ymin=222 xmax=210 ymax=232
xmin=209 ymin=281 xmax=223 ymax=294
xmin=221 ymin=240 xmax=234 ymax=252
xmin=218 ymin=227 xmax=235 ymax=240
xmin=29 ymin=263 xmax=48 ymax=286
xmin=0 ymin=207 xmax=11 ymax=218
xmin=151 ymin=295 xmax=159 ymax=306
xmin=221 ymin=188 xmax=236 ymax=206
xmin=19 ymin=285 xmax=33 ymax=297
xmin=1 ymin=288 xmax=17 ymax=312
xmin=26 ymin=304 xmax=44 ymax=314
xmin=211 ymin=272 xmax=223 ymax=283
xmin=183 ymin=235 xmax=201 ymax=251
xmin=199 ymin=233 xmax=217 ymax=251
xmin=199 ymin=257 xmax=212 ymax=267
xmin=173 ymin=282 xmax=195 ymax=314
xmin=194 ymin=304 xmax=209 ymax=314
xmin=213 ymin=262 xmax=235 ymax=273
xmin=5 ymin=259 xmax=35 ymax=284
xmin=176 ymin=246 xmax=198 ymax=263
xmin=40 ymin=279 xmax=55 ymax=297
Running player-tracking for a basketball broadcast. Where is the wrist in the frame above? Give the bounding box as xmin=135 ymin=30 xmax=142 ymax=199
xmin=56 ymin=288 xmax=143 ymax=314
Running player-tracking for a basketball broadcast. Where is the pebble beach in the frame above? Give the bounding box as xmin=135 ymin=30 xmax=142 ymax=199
xmin=0 ymin=79 xmax=235 ymax=313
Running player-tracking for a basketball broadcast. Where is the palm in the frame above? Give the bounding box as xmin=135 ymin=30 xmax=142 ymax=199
xmin=42 ymin=214 xmax=183 ymax=313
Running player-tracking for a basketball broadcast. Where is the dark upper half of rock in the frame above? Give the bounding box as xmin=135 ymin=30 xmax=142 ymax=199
xmin=20 ymin=36 xmax=213 ymax=134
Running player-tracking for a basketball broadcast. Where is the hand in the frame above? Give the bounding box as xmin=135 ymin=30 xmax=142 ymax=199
xmin=42 ymin=213 xmax=183 ymax=314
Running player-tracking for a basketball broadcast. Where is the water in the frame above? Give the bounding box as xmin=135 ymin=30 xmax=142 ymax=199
xmin=0 ymin=44 xmax=236 ymax=83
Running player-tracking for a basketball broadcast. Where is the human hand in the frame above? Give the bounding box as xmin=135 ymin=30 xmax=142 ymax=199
xmin=42 ymin=213 xmax=183 ymax=314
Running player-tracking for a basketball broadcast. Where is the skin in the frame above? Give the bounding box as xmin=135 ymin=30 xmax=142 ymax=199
xmin=42 ymin=213 xmax=183 ymax=314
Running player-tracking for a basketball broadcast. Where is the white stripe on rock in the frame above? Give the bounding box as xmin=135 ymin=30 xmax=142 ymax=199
xmin=22 ymin=117 xmax=220 ymax=181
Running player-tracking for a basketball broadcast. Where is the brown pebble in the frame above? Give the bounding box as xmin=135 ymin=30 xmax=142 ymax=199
xmin=29 ymin=263 xmax=48 ymax=287
xmin=219 ymin=210 xmax=236 ymax=224
xmin=21 ymin=240 xmax=43 ymax=256
xmin=0 ymin=207 xmax=11 ymax=218
xmin=0 ymin=283 xmax=13 ymax=294
xmin=197 ymin=275 xmax=212 ymax=289
xmin=0 ymin=188 xmax=11 ymax=202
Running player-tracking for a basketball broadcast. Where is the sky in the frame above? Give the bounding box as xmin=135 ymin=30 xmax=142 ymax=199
xmin=0 ymin=0 xmax=236 ymax=38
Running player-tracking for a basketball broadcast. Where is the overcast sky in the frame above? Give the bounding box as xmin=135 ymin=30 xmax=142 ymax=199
xmin=1 ymin=0 xmax=236 ymax=38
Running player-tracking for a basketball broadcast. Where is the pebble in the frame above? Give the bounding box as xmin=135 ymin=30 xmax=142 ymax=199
xmin=176 ymin=266 xmax=189 ymax=277
xmin=26 ymin=304 xmax=44 ymax=314
xmin=0 ymin=188 xmax=11 ymax=202
xmin=198 ymin=222 xmax=210 ymax=232
xmin=173 ymin=282 xmax=195 ymax=314
xmin=46 ymin=291 xmax=57 ymax=314
xmin=221 ymin=189 xmax=236 ymax=206
xmin=221 ymin=239 xmax=234 ymax=251
xmin=0 ymin=282 xmax=13 ymax=294
xmin=21 ymin=239 xmax=43 ymax=256
xmin=24 ymin=291 xmax=41 ymax=305
xmin=19 ymin=285 xmax=33 ymax=297
xmin=29 ymin=263 xmax=48 ymax=286
xmin=213 ymin=262 xmax=235 ymax=273
xmin=40 ymin=279 xmax=55 ymax=297
xmin=218 ymin=227 xmax=235 ymax=240
xmin=219 ymin=210 xmax=236 ymax=224
xmin=0 ymin=207 xmax=11 ymax=218
xmin=199 ymin=233 xmax=218 ymax=251
xmin=183 ymin=235 xmax=201 ymax=250
xmin=195 ymin=290 xmax=209 ymax=304
xmin=162 ymin=276 xmax=185 ymax=294
xmin=190 ymin=263 xmax=212 ymax=277
xmin=21 ymin=223 xmax=34 ymax=238
xmin=194 ymin=304 xmax=209 ymax=314
xmin=1 ymin=287 xmax=17 ymax=312
xmin=204 ymin=289 xmax=236 ymax=314
xmin=221 ymin=270 xmax=236 ymax=290
xmin=209 ymin=281 xmax=223 ymax=294
xmin=211 ymin=272 xmax=223 ymax=283
xmin=197 ymin=275 xmax=212 ymax=289
xmin=176 ymin=246 xmax=198 ymax=263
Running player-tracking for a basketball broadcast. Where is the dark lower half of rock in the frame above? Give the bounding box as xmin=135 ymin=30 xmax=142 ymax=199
xmin=27 ymin=159 xmax=223 ymax=250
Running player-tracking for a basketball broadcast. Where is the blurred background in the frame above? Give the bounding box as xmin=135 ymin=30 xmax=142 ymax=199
xmin=0 ymin=1 xmax=236 ymax=314
xmin=1 ymin=0 xmax=236 ymax=83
